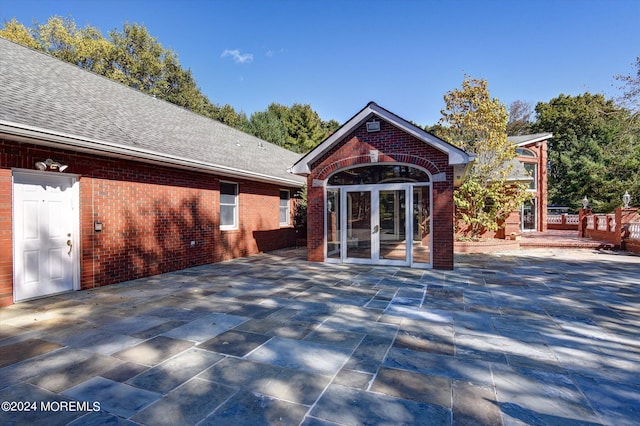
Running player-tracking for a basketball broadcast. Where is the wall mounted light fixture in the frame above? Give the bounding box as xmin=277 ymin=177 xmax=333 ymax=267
xmin=34 ymin=158 xmax=68 ymax=172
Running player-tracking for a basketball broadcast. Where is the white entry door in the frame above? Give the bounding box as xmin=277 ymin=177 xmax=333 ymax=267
xmin=13 ymin=171 xmax=78 ymax=301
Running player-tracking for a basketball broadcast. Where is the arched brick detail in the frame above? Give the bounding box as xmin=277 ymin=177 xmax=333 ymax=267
xmin=314 ymin=153 xmax=442 ymax=182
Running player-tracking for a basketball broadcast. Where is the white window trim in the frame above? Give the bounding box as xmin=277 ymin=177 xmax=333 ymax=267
xmin=523 ymin=162 xmax=537 ymax=191
xmin=279 ymin=189 xmax=291 ymax=227
xmin=220 ymin=181 xmax=238 ymax=230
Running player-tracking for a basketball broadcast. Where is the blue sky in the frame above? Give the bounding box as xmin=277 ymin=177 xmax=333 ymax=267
xmin=1 ymin=0 xmax=638 ymax=126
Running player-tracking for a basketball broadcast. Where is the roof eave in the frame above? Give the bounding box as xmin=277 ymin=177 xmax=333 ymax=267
xmin=0 ymin=121 xmax=304 ymax=187
xmin=512 ymin=133 xmax=554 ymax=147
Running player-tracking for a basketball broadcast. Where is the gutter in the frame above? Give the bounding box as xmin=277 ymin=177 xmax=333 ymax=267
xmin=0 ymin=121 xmax=305 ymax=187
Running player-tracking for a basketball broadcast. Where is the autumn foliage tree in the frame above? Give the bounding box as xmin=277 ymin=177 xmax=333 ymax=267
xmin=436 ymin=76 xmax=531 ymax=238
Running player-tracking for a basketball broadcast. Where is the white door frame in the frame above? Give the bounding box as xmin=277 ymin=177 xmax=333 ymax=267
xmin=332 ymin=183 xmax=413 ymax=266
xmin=12 ymin=169 xmax=80 ymax=302
xmin=520 ymin=196 xmax=538 ymax=232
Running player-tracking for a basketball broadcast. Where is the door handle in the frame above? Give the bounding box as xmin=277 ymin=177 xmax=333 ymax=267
xmin=373 ymin=225 xmax=379 ymax=234
xmin=67 ymin=239 xmax=72 ymax=256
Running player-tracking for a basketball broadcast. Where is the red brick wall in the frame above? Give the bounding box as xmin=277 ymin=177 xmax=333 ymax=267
xmin=0 ymin=139 xmax=297 ymax=306
xmin=0 ymin=168 xmax=12 ymax=306
xmin=306 ymin=119 xmax=455 ymax=269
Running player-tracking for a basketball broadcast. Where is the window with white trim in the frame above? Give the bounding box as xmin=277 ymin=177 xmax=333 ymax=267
xmin=220 ymin=182 xmax=238 ymax=230
xmin=279 ymin=190 xmax=290 ymax=226
xmin=523 ymin=163 xmax=537 ymax=191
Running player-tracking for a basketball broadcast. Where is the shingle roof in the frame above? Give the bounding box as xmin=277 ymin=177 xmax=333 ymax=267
xmin=507 ymin=133 xmax=552 ymax=146
xmin=0 ymin=37 xmax=304 ymax=186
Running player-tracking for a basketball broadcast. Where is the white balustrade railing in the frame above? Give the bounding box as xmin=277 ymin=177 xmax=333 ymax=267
xmin=608 ymin=215 xmax=616 ymax=232
xmin=597 ymin=215 xmax=609 ymax=231
xmin=629 ymin=223 xmax=640 ymax=240
xmin=587 ymin=216 xmax=595 ymax=230
xmin=566 ymin=215 xmax=579 ymax=225
xmin=547 ymin=215 xmax=563 ymax=224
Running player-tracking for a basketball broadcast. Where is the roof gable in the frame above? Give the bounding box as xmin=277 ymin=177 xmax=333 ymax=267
xmin=0 ymin=37 xmax=304 ymax=186
xmin=290 ymin=102 xmax=474 ymax=175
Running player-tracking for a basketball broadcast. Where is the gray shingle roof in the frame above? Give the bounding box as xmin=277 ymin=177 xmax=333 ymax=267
xmin=507 ymin=133 xmax=552 ymax=146
xmin=0 ymin=37 xmax=304 ymax=186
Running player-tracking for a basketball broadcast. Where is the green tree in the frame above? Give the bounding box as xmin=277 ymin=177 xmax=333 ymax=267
xmin=437 ymin=76 xmax=531 ymax=238
xmin=532 ymin=93 xmax=639 ymax=211
xmin=245 ymin=103 xmax=339 ymax=153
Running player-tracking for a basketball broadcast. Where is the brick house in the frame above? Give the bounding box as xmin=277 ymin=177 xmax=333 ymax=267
xmin=0 ymin=38 xmax=304 ymax=306
xmin=459 ymin=133 xmax=551 ymax=239
xmin=510 ymin=133 xmax=551 ymax=234
xmin=290 ymin=103 xmax=475 ymax=270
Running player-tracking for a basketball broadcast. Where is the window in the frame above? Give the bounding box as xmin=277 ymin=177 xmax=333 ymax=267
xmin=220 ymin=182 xmax=238 ymax=229
xmin=328 ymin=164 xmax=430 ymax=185
xmin=523 ymin=163 xmax=537 ymax=190
xmin=279 ymin=190 xmax=290 ymax=226
xmin=516 ymin=148 xmax=536 ymax=157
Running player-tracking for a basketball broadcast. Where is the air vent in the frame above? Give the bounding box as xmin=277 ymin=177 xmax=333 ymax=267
xmin=366 ymin=120 xmax=380 ymax=132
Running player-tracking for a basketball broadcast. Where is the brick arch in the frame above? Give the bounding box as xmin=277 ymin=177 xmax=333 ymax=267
xmin=314 ymin=153 xmax=443 ymax=182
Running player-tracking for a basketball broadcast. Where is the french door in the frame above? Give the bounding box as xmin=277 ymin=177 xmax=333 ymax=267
xmin=336 ymin=184 xmax=412 ymax=266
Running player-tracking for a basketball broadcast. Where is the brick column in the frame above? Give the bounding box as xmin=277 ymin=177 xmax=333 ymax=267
xmin=578 ymin=208 xmax=591 ymax=238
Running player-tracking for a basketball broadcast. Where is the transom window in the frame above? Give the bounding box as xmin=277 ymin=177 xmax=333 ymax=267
xmin=328 ymin=164 xmax=430 ymax=186
xmin=516 ymin=148 xmax=536 ymax=157
xmin=220 ymin=182 xmax=238 ymax=230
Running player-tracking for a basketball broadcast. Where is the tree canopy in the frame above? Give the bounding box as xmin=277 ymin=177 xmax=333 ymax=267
xmin=532 ymin=92 xmax=640 ymax=211
xmin=244 ymin=103 xmax=339 ymax=153
xmin=436 ymin=76 xmax=531 ymax=238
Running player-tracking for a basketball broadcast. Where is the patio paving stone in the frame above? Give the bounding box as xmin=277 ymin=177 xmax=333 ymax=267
xmin=27 ymin=353 xmax=123 ymax=392
xmin=161 ymin=313 xmax=248 ymax=343
xmin=370 ymin=366 xmax=452 ymax=407
xmin=62 ymin=377 xmax=161 ymax=419
xmin=127 ymin=348 xmax=223 ymax=393
xmin=200 ymin=389 xmax=308 ymax=426
xmin=112 ymin=335 xmax=193 ymax=366
xmin=0 ymin=338 xmax=64 ymax=368
xmin=197 ymin=330 xmax=271 ymax=357
xmin=1 ymin=247 xmax=640 ymax=424
xmin=62 ymin=329 xmax=144 ymax=356
xmin=100 ymin=361 xmax=148 ymax=383
xmin=384 ymin=347 xmax=494 ymax=385
xmin=130 ymin=319 xmax=188 ymax=339
xmin=0 ymin=383 xmax=85 ymax=425
xmin=246 ymin=337 xmax=352 ymax=375
xmin=310 ymin=384 xmax=451 ymax=426
xmin=452 ymin=380 xmax=502 ymax=425
xmin=130 ymin=378 xmax=235 ymax=425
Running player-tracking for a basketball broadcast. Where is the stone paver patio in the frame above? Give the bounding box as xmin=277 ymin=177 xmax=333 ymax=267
xmin=1 ymin=248 xmax=639 ymax=425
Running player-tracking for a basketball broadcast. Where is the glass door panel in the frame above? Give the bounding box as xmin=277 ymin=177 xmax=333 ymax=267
xmin=379 ymin=189 xmax=406 ymax=262
xmin=346 ymin=191 xmax=371 ymax=259
xmin=413 ymin=186 xmax=431 ymax=264
xmin=327 ymin=189 xmax=341 ymax=258
xmin=521 ymin=198 xmax=536 ymax=231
